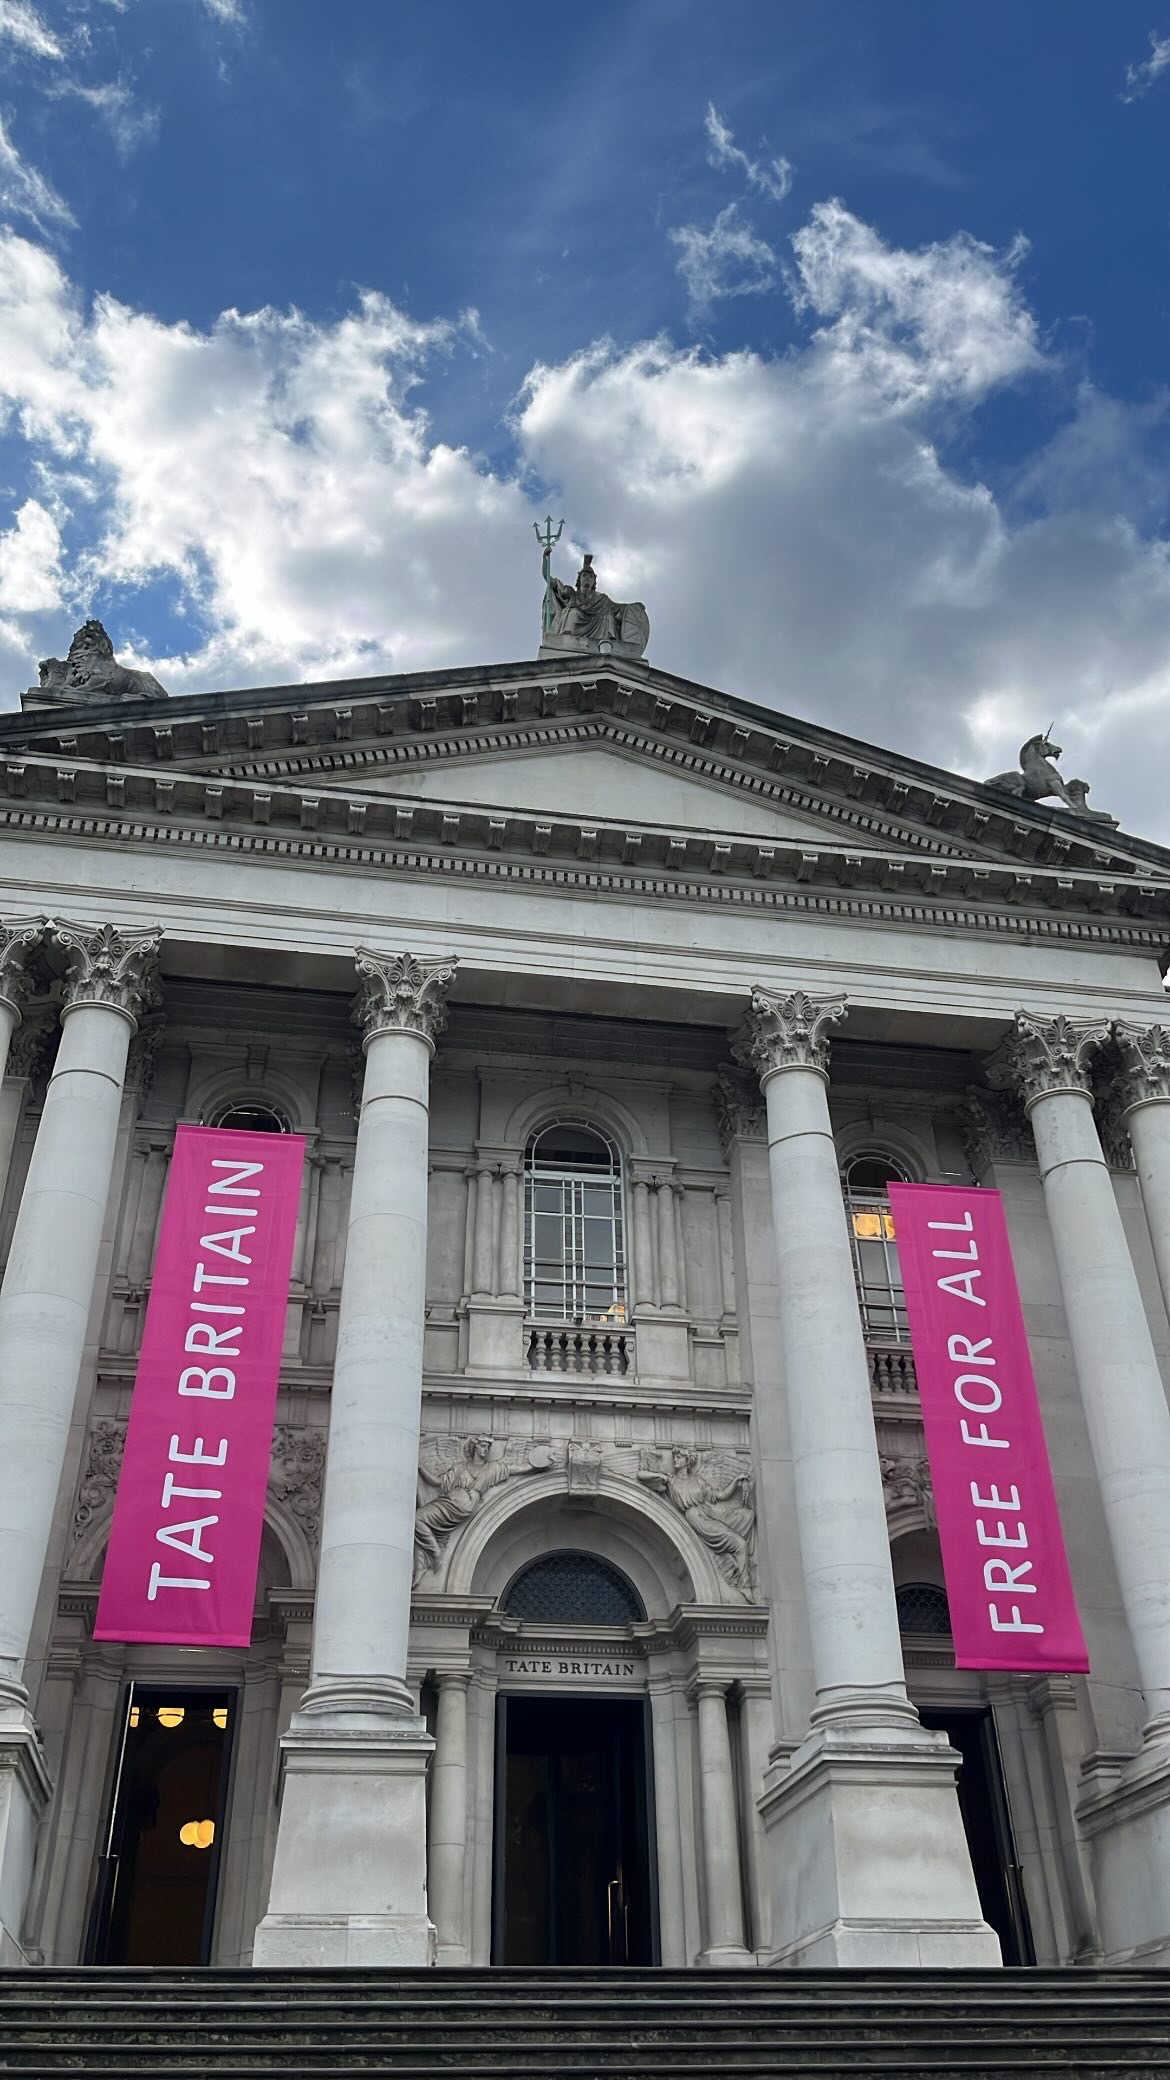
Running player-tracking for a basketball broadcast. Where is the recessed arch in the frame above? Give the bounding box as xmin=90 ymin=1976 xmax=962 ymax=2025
xmin=428 ymin=1468 xmax=731 ymax=1612
xmin=68 ymin=1493 xmax=313 ymax=1597
xmin=186 ymin=1065 xmax=317 ymax=1138
xmin=502 ymin=1083 xmax=649 ymax=1162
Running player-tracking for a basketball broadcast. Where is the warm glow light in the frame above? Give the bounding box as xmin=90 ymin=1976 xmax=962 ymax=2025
xmin=178 ymin=1819 xmax=215 ymax=1850
xmin=128 ymin=1706 xmax=140 ymax=1729
xmin=212 ymin=1707 xmax=229 ymax=1731
xmin=851 ymin=1209 xmax=895 ymax=1240
xmin=157 ymin=1706 xmax=185 ymax=1729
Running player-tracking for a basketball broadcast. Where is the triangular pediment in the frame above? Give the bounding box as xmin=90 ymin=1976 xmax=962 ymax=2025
xmin=291 ymin=729 xmax=911 ymax=848
xmin=6 ymin=651 xmax=1168 ymax=889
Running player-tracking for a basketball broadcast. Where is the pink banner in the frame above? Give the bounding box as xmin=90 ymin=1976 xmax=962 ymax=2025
xmin=888 ymin=1183 xmax=1088 ymax=1673
xmin=95 ymin=1125 xmax=305 ymax=1648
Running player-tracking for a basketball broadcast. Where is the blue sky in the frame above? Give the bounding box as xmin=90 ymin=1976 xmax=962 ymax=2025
xmin=1 ymin=0 xmax=1170 ymax=838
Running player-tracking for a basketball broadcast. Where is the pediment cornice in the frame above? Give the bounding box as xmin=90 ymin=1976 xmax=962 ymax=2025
xmin=0 ymin=744 xmax=1167 ymax=955
xmin=5 ymin=655 xmax=1165 ymax=882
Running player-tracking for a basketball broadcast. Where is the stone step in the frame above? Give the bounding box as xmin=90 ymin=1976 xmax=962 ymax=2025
xmin=0 ymin=2010 xmax=1164 ymax=2038
xmin=0 ymin=2054 xmax=1164 ymax=2078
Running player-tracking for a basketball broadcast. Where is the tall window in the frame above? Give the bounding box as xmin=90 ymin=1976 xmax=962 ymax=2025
xmin=843 ymin=1151 xmax=909 ymax=1342
xmin=524 ymin=1121 xmax=627 ymax=1324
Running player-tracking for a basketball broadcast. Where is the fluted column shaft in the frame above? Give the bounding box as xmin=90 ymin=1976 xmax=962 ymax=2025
xmin=631 ymin=1178 xmax=655 ymax=1308
xmin=1115 ymin=1022 xmax=1170 ymax=1330
xmin=471 ymin=1163 xmax=496 ymax=1297
xmin=736 ymin=989 xmax=911 ymax=1724
xmin=997 ymin=1013 xmax=1170 ymax=1739
xmin=0 ymin=922 xmax=158 ymax=1704
xmin=306 ymin=951 xmax=456 ymax=1717
xmin=498 ymin=1163 xmax=521 ymax=1299
xmin=656 ymin=1181 xmax=681 ymax=1308
xmin=695 ymin=1682 xmax=747 ymax=1958
xmin=427 ymin=1673 xmax=470 ymax=1957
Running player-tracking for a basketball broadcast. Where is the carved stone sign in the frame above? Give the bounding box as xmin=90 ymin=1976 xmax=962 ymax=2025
xmin=501 ymin=1654 xmax=639 ymax=1681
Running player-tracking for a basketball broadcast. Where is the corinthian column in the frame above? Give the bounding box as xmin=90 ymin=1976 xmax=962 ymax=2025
xmin=0 ymin=919 xmax=160 ymax=1966
xmin=734 ymin=986 xmax=995 ymax=1967
xmin=254 ymin=948 xmax=456 ymax=1969
xmin=1112 ymin=1022 xmax=1170 ymax=1327
xmin=994 ymin=1014 xmax=1170 ymax=1737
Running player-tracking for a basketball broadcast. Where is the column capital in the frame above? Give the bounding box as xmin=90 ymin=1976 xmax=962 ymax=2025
xmin=1113 ymin=1022 xmax=1170 ymax=1114
xmin=0 ymin=917 xmax=45 ymax=1019
xmin=988 ymin=1010 xmax=1110 ymax=1111
xmin=732 ymin=987 xmax=847 ymax=1087
xmin=956 ymin=1087 xmax=1034 ymax=1175
xmin=352 ymin=948 xmax=457 ymax=1054
xmin=53 ymin=920 xmax=162 ymax=1028
xmin=713 ymin=1064 xmax=766 ymax=1152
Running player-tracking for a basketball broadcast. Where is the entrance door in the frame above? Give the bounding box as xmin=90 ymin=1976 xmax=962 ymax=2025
xmin=920 ymin=1707 xmax=1034 ymax=1965
xmin=87 ymin=1685 xmax=237 ymax=1966
xmin=493 ymin=1695 xmax=655 ymax=1965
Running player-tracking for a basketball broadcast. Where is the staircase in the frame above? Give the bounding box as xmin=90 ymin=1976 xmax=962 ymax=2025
xmin=1 ymin=1967 xmax=1168 ymax=2076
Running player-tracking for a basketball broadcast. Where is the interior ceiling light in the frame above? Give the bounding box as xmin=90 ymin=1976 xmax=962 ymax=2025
xmin=212 ymin=1706 xmax=228 ymax=1730
xmin=156 ymin=1706 xmax=185 ymax=1729
xmin=178 ymin=1819 xmax=215 ymax=1850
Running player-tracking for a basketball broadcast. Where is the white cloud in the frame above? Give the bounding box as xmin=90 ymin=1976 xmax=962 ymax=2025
xmin=46 ymin=76 xmax=159 ymax=157
xmin=0 ymin=497 xmax=62 ymax=609
xmin=0 ymin=209 xmax=1168 ymax=842
xmin=199 ymin=0 xmax=246 ymax=22
xmin=0 ymin=0 xmax=63 ymax=61
xmin=0 ymin=112 xmax=75 ymax=229
xmin=705 ymin=103 xmax=793 ymax=204
xmin=1123 ymin=29 xmax=1170 ymax=99
xmin=668 ymin=204 xmax=777 ymax=315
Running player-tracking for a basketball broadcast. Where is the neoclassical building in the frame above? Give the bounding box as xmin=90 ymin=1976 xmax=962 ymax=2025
xmin=0 ymin=606 xmax=1168 ymax=1975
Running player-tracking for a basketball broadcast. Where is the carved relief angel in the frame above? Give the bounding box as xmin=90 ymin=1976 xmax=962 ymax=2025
xmin=413 ymin=1434 xmax=554 ymax=1583
xmin=638 ymin=1445 xmax=757 ymax=1596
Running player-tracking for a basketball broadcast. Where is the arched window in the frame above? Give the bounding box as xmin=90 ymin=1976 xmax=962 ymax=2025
xmin=502 ymin=1551 xmax=645 ymax=1625
xmin=896 ymin=1581 xmax=952 ymax=1636
xmin=208 ymin=1100 xmax=291 ymax=1134
xmin=524 ymin=1121 xmax=626 ymax=1324
xmin=843 ymin=1150 xmax=910 ymax=1342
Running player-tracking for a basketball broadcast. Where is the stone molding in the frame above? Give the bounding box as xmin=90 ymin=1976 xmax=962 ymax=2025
xmin=0 ymin=916 xmax=45 ymax=1015
xmin=0 ymin=777 xmax=1164 ymax=951
xmin=269 ymin=1426 xmax=327 ymax=1551
xmin=352 ymin=948 xmax=457 ymax=1052
xmin=988 ymin=1010 xmax=1112 ymax=1110
xmin=712 ymin=1065 xmax=767 ymax=1152
xmin=53 ymin=919 xmax=162 ymax=1025
xmin=1113 ymin=1021 xmax=1170 ymax=1112
xmin=733 ymin=986 xmax=847 ymax=1086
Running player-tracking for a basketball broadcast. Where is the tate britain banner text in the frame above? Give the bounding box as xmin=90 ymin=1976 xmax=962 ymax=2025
xmin=95 ymin=1125 xmax=305 ymax=1648
xmin=888 ymin=1183 xmax=1088 ymax=1674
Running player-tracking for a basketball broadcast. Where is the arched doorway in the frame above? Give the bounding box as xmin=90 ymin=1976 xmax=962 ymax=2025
xmin=492 ymin=1552 xmax=654 ymax=1966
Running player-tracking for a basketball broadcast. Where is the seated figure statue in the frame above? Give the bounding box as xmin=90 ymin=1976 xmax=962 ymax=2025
xmin=541 ymin=552 xmax=650 ymax=659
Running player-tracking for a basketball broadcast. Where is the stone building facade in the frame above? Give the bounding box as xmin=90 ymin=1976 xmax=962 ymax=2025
xmin=0 ymin=645 xmax=1168 ymax=1972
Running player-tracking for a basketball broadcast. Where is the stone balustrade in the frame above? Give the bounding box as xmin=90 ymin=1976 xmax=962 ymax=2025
xmin=526 ymin=1322 xmax=632 ymax=1377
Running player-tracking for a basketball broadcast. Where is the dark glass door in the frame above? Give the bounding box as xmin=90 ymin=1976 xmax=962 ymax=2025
xmin=493 ymin=1694 xmax=654 ymax=1965
xmin=87 ymin=1685 xmax=237 ymax=1966
xmin=920 ymin=1706 xmax=1034 ymax=1965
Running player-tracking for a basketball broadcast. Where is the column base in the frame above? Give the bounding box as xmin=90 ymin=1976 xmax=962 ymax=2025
xmin=252 ymin=1714 xmax=436 ymax=1969
xmin=0 ymin=1701 xmax=52 ymax=1967
xmin=1079 ymin=1739 xmax=1170 ymax=1964
xmin=698 ymin=1942 xmax=754 ymax=1966
xmin=759 ymin=1720 xmax=1001 ymax=1969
